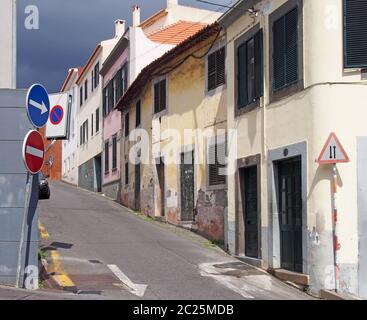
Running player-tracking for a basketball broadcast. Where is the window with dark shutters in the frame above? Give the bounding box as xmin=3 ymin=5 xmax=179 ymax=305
xmin=84 ymin=80 xmax=88 ymax=100
xmin=344 ymin=0 xmax=367 ymax=68
xmin=125 ymin=112 xmax=129 ymax=137
xmin=94 ymin=63 xmax=100 ymax=88
xmin=105 ymin=141 xmax=109 ymax=173
xmin=136 ymin=100 xmax=141 ymax=127
xmin=96 ymin=108 xmax=100 ymax=133
xmin=112 ymin=135 xmax=117 ymax=170
xmin=103 ymin=87 xmax=108 ymax=116
xmin=154 ymin=79 xmax=166 ymax=114
xmin=125 ymin=162 xmax=129 ymax=185
xmin=80 ymin=126 xmax=83 ymax=145
xmin=237 ymin=29 xmax=263 ymax=109
xmin=208 ymin=47 xmax=226 ymax=91
xmin=80 ymin=86 xmax=83 ymax=107
xmin=108 ymin=81 xmax=113 ymax=114
xmin=208 ymin=141 xmax=226 ymax=186
xmin=273 ymin=7 xmax=298 ymax=91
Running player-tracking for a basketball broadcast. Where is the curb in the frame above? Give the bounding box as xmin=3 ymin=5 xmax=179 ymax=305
xmin=320 ymin=289 xmax=362 ymax=300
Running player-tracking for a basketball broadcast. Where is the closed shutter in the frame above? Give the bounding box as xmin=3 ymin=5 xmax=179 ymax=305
xmin=108 ymin=82 xmax=113 ymax=113
xmin=154 ymin=79 xmax=166 ymax=114
xmin=105 ymin=141 xmax=109 ymax=173
xmin=80 ymin=126 xmax=83 ymax=145
xmin=112 ymin=136 xmax=117 ymax=170
xmin=216 ymin=47 xmax=226 ymax=86
xmin=254 ymin=30 xmax=264 ymax=100
xmin=237 ymin=43 xmax=248 ymax=108
xmin=273 ymin=7 xmax=298 ymax=91
xmin=154 ymin=82 xmax=160 ymax=114
xmin=125 ymin=112 xmax=129 ymax=137
xmin=116 ymin=70 xmax=122 ymax=100
xmin=237 ymin=29 xmax=263 ymax=109
xmin=160 ymin=79 xmax=166 ymax=111
xmin=96 ymin=108 xmax=100 ymax=133
xmin=344 ymin=0 xmax=367 ymax=68
xmin=208 ymin=53 xmax=217 ymax=91
xmin=136 ymin=100 xmax=141 ymax=127
xmin=208 ymin=47 xmax=226 ymax=91
xmin=208 ymin=141 xmax=226 ymax=186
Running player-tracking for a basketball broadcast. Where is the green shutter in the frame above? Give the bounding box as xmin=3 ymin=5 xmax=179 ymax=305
xmin=344 ymin=0 xmax=367 ymax=68
xmin=237 ymin=43 xmax=248 ymax=108
xmin=254 ymin=29 xmax=264 ymax=100
xmin=273 ymin=7 xmax=298 ymax=91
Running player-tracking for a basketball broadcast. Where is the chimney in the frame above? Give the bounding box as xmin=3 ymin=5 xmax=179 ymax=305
xmin=167 ymin=0 xmax=178 ymax=7
xmin=132 ymin=5 xmax=141 ymax=27
xmin=115 ymin=19 xmax=125 ymax=37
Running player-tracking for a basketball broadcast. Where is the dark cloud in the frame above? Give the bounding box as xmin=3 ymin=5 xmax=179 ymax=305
xmin=17 ymin=0 xmax=226 ymax=92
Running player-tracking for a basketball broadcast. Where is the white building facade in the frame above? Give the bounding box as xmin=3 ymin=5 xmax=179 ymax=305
xmin=76 ymin=23 xmax=123 ymax=192
xmin=0 ymin=0 xmax=16 ymax=88
xmin=60 ymin=68 xmax=81 ymax=185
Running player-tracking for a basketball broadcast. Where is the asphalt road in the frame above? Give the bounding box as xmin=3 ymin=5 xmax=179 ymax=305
xmin=34 ymin=181 xmax=313 ymax=300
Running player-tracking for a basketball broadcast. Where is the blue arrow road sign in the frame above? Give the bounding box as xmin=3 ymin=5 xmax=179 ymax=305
xmin=26 ymin=84 xmax=50 ymax=128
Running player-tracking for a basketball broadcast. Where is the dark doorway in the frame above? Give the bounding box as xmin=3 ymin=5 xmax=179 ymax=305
xmin=240 ymin=166 xmax=259 ymax=258
xmin=278 ymin=157 xmax=303 ymax=273
xmin=135 ymin=164 xmax=141 ymax=211
xmin=156 ymin=158 xmax=165 ymax=217
xmin=180 ymin=152 xmax=195 ymax=221
xmin=95 ymin=155 xmax=102 ymax=192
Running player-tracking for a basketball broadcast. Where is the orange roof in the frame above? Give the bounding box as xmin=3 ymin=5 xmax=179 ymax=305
xmin=147 ymin=21 xmax=207 ymax=45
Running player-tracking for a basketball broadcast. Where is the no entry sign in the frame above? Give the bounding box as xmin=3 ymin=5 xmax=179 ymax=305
xmin=22 ymin=130 xmax=45 ymax=174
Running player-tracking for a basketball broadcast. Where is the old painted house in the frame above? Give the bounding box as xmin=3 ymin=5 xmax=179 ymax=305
xmin=117 ymin=23 xmax=228 ymax=242
xmin=100 ymin=1 xmax=220 ymax=200
xmin=220 ymin=0 xmax=367 ymax=298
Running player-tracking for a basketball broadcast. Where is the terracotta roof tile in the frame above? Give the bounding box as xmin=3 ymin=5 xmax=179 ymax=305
xmin=147 ymin=21 xmax=207 ymax=45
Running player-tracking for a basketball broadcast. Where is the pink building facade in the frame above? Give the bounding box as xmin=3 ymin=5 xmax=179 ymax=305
xmin=100 ymin=32 xmax=129 ymax=200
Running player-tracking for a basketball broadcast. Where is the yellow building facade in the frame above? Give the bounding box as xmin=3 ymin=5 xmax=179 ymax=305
xmin=118 ymin=24 xmax=229 ymax=242
xmin=221 ymin=0 xmax=367 ymax=297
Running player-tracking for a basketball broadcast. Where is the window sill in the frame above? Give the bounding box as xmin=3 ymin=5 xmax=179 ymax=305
xmin=153 ymin=109 xmax=168 ymax=119
xmin=206 ymin=83 xmax=226 ymax=97
xmin=206 ymin=183 xmax=227 ymax=192
xmin=270 ymin=80 xmax=304 ymax=104
xmin=235 ymin=99 xmax=260 ymax=117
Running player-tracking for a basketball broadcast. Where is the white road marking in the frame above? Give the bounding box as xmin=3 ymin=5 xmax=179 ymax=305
xmin=26 ymin=146 xmax=44 ymax=159
xmin=107 ymin=264 xmax=147 ymax=297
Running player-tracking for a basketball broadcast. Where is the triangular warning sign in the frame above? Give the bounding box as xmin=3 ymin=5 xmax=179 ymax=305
xmin=317 ymin=132 xmax=350 ymax=164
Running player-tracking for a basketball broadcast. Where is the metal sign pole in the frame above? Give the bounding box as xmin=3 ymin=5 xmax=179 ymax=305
xmin=332 ymin=163 xmax=340 ymax=292
xmin=15 ymin=172 xmax=33 ymax=288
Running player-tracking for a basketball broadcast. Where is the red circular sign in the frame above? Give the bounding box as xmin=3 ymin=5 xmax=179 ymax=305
xmin=50 ymin=105 xmax=64 ymax=125
xmin=22 ymin=130 xmax=45 ymax=174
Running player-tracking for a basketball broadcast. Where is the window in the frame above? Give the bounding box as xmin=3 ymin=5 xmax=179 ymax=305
xmin=124 ymin=112 xmax=129 ymax=137
xmin=273 ymin=7 xmax=299 ymax=91
xmin=96 ymin=108 xmax=100 ymax=133
xmin=84 ymin=79 xmax=88 ymax=100
xmin=105 ymin=141 xmax=109 ymax=173
xmin=207 ymin=47 xmax=226 ymax=91
xmin=94 ymin=63 xmax=100 ymax=88
xmin=108 ymin=81 xmax=113 ymax=113
xmin=113 ymin=77 xmax=117 ymax=106
xmin=103 ymin=87 xmax=108 ymax=116
xmin=112 ymin=135 xmax=117 ymax=170
xmin=80 ymin=126 xmax=83 ymax=145
xmin=208 ymin=141 xmax=226 ymax=186
xmin=237 ymin=29 xmax=263 ymax=109
xmin=154 ymin=79 xmax=166 ymax=114
xmin=125 ymin=162 xmax=129 ymax=185
xmin=344 ymin=0 xmax=367 ymax=68
xmin=91 ymin=71 xmax=94 ymax=92
xmin=80 ymin=86 xmax=83 ymax=107
xmin=136 ymin=100 xmax=141 ymax=127
xmin=91 ymin=114 xmax=94 ymax=136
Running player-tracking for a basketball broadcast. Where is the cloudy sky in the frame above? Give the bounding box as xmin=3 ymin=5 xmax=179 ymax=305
xmin=17 ymin=0 xmax=229 ymax=93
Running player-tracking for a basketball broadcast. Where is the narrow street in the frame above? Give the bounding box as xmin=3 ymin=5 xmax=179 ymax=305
xmin=36 ymin=182 xmax=313 ymax=300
